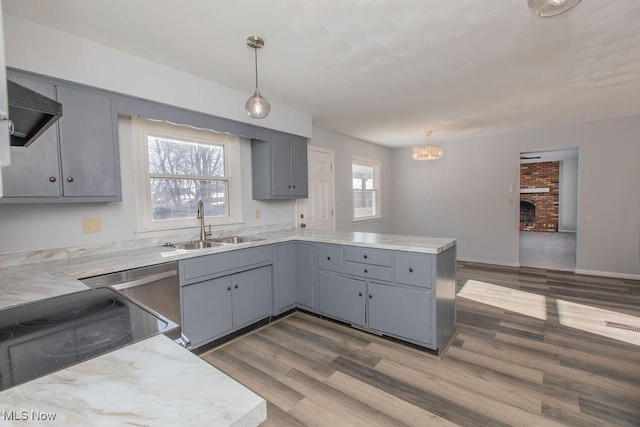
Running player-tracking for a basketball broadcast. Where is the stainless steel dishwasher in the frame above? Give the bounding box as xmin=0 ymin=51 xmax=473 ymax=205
xmin=81 ymin=261 xmax=188 ymax=346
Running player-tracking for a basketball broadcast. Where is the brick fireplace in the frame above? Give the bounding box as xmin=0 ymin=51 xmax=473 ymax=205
xmin=520 ymin=161 xmax=559 ymax=232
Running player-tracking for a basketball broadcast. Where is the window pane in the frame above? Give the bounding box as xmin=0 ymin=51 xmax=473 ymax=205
xmin=148 ymin=136 xmax=225 ymax=177
xmin=150 ymin=178 xmax=227 ymax=220
xmin=353 ymin=190 xmax=376 ymax=218
xmin=352 ymin=163 xmax=374 ymax=190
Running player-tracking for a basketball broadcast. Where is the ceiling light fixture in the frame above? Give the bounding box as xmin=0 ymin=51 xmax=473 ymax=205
xmin=245 ymin=36 xmax=271 ymax=119
xmin=412 ymin=131 xmax=443 ymax=161
xmin=527 ymin=0 xmax=581 ymax=17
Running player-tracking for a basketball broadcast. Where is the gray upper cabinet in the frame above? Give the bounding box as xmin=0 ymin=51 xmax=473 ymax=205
xmin=1 ymin=76 xmax=61 ymax=197
xmin=251 ymin=131 xmax=308 ymax=200
xmin=1 ymin=69 xmax=121 ymax=203
xmin=56 ymin=85 xmax=119 ymax=198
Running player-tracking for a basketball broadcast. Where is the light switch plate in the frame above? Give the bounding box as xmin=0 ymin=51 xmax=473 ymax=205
xmin=83 ymin=218 xmax=102 ymax=233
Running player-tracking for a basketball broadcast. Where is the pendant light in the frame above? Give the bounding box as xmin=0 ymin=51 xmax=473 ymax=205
xmin=412 ymin=131 xmax=443 ymax=161
xmin=245 ymin=36 xmax=271 ymax=119
xmin=527 ymin=0 xmax=581 ymax=17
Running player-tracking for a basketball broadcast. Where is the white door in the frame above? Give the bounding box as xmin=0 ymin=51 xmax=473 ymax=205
xmin=296 ymin=147 xmax=334 ymax=230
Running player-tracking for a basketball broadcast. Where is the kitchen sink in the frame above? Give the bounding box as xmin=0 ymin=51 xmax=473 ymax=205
xmin=207 ymin=236 xmax=265 ymax=244
xmin=174 ymin=240 xmax=225 ymax=250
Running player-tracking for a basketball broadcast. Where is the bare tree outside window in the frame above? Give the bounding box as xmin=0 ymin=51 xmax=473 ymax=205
xmin=148 ymin=136 xmax=228 ymax=221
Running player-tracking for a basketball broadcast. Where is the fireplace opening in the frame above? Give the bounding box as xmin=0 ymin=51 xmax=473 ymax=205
xmin=520 ymin=201 xmax=536 ymax=223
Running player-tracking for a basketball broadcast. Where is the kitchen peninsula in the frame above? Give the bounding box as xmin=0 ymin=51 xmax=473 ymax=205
xmin=0 ymin=229 xmax=456 ymax=426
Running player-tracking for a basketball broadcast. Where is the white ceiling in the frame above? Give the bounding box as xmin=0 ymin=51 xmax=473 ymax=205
xmin=4 ymin=0 xmax=640 ymax=148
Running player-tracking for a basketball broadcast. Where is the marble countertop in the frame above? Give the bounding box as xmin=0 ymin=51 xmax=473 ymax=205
xmin=0 ymin=335 xmax=266 ymax=426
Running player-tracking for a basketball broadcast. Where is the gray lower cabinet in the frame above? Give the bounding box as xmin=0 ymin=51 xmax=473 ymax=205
xmin=315 ymin=243 xmax=456 ymax=351
xmin=181 ymin=276 xmax=233 ymax=347
xmin=275 ymin=242 xmax=314 ymax=313
xmin=231 ymin=266 xmax=272 ymax=328
xmin=181 ymin=265 xmax=272 ymax=348
xmin=251 ymin=131 xmax=308 ymax=200
xmin=317 ymin=271 xmax=366 ymax=326
xmin=1 ymin=69 xmax=120 ymax=203
xmin=367 ymin=282 xmax=432 ymax=345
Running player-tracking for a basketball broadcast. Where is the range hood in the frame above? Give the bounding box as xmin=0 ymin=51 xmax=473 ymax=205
xmin=7 ymin=79 xmax=63 ymax=147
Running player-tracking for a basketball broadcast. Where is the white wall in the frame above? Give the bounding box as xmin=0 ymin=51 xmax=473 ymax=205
xmin=309 ymin=127 xmax=392 ymax=234
xmin=391 ymin=115 xmax=640 ymax=278
xmin=2 ymin=14 xmax=312 ymax=138
xmin=559 ymin=157 xmax=579 ymax=232
xmin=0 ymin=118 xmax=295 ymax=254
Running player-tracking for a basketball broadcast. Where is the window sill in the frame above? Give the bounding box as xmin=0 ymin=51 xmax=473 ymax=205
xmin=351 ymin=216 xmax=382 ymax=224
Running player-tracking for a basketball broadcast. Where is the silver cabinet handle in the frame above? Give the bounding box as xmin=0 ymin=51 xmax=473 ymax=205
xmin=66 ymin=176 xmax=74 ymax=183
xmin=49 ymin=177 xmax=57 ymax=183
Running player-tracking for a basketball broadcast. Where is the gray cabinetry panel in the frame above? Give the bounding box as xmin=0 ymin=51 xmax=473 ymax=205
xmin=345 ymin=247 xmax=392 ymax=266
xmin=344 ymin=261 xmax=392 ymax=282
xmin=56 ymin=85 xmax=119 ymax=198
xmin=296 ymin=243 xmax=314 ymax=309
xmin=2 ymin=69 xmax=121 ymax=203
xmin=368 ymin=282 xmax=432 ymax=345
xmin=317 ymin=272 xmax=365 ymax=326
xmin=251 ymin=131 xmax=308 ymax=200
xmin=180 ymin=246 xmax=273 ymax=284
xmin=318 ymin=244 xmax=344 ymax=273
xmin=181 ymin=276 xmax=233 ymax=348
xmin=289 ymin=135 xmax=308 ymax=197
xmin=276 ymin=243 xmax=297 ymax=311
xmin=231 ymin=266 xmax=272 ymax=328
xmin=2 ymin=75 xmax=61 ymax=197
xmin=270 ymin=132 xmax=292 ymax=196
xmin=395 ymin=253 xmax=434 ymax=288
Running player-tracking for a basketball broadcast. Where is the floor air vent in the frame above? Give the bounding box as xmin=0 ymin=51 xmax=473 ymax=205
xmin=604 ymin=321 xmax=640 ymax=332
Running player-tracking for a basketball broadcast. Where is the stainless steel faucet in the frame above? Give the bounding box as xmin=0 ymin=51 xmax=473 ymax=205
xmin=197 ymin=199 xmax=206 ymax=241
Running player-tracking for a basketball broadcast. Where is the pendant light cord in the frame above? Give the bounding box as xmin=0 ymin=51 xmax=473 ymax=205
xmin=254 ymin=46 xmax=259 ymax=91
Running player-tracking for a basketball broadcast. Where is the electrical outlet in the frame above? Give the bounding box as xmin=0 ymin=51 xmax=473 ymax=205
xmin=254 ymin=209 xmax=261 ymax=220
xmin=83 ymin=218 xmax=102 ymax=234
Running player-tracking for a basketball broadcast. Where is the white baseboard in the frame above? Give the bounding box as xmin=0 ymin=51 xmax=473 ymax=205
xmin=574 ymin=269 xmax=640 ymax=281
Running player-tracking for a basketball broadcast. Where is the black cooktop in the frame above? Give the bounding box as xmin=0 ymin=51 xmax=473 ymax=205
xmin=0 ymin=287 xmax=176 ymax=392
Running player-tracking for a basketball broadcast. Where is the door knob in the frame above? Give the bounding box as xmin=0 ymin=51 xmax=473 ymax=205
xmin=300 ymin=223 xmax=307 ymax=228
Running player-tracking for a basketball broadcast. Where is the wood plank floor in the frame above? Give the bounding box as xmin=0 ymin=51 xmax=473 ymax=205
xmin=201 ymin=262 xmax=640 ymax=426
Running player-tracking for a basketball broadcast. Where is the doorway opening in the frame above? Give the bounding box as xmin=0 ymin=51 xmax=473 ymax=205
xmin=519 ymin=148 xmax=578 ymax=271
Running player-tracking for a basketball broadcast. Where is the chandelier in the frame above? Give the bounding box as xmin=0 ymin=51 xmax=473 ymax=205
xmin=412 ymin=131 xmax=442 ymax=161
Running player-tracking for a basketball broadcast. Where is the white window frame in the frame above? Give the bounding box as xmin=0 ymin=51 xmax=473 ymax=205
xmin=132 ymin=117 xmax=242 ymax=233
xmin=351 ymin=156 xmax=381 ymax=222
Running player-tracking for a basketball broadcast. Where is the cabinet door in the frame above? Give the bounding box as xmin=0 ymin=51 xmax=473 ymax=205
xmin=317 ymin=272 xmax=365 ymax=325
xmin=276 ymin=243 xmax=297 ymax=312
xmin=270 ymin=132 xmax=292 ymax=196
xmin=296 ymin=243 xmax=314 ymax=309
xmin=368 ymin=282 xmax=432 ymax=345
xmin=56 ymin=85 xmax=119 ymax=198
xmin=290 ymin=135 xmax=308 ymax=197
xmin=232 ymin=266 xmax=272 ymax=328
xmin=181 ymin=276 xmax=233 ymax=347
xmin=2 ymin=76 xmax=61 ymax=197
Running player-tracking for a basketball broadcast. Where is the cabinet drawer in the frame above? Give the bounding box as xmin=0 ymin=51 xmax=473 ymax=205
xmin=394 ymin=253 xmax=433 ymax=288
xmin=345 ymin=247 xmax=392 ymax=266
xmin=318 ymin=244 xmax=344 ymax=273
xmin=345 ymin=261 xmax=392 ymax=282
